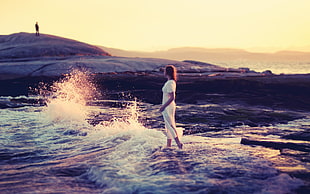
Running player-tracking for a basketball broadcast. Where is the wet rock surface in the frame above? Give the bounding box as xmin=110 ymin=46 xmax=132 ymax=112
xmin=240 ymin=138 xmax=310 ymax=152
xmin=2 ymin=72 xmax=310 ymax=114
xmin=1 ymin=71 xmax=309 ymax=143
xmin=91 ymin=73 xmax=310 ymax=111
xmin=282 ymin=131 xmax=310 ymax=141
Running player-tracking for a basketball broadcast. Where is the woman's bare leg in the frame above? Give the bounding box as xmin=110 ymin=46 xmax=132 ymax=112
xmin=174 ymin=137 xmax=183 ymax=149
xmin=167 ymin=139 xmax=172 ymax=147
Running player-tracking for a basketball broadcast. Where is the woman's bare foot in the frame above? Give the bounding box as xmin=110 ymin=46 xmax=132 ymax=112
xmin=174 ymin=137 xmax=183 ymax=149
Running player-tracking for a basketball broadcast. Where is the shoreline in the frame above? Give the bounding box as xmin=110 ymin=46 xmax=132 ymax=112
xmin=1 ymin=72 xmax=310 ymax=111
xmin=1 ymin=72 xmax=310 ymax=131
xmin=94 ymin=72 xmax=310 ymax=111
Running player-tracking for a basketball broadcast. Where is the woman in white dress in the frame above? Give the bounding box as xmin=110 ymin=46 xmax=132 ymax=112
xmin=160 ymin=65 xmax=183 ymax=149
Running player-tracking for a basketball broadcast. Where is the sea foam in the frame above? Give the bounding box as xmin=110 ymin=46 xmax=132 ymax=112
xmin=40 ymin=69 xmax=99 ymax=123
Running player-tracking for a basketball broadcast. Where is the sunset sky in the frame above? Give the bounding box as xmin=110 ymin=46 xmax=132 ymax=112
xmin=1 ymin=0 xmax=310 ymax=52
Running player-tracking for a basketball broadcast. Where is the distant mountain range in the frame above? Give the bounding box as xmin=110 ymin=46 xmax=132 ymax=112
xmin=100 ymin=46 xmax=310 ymax=62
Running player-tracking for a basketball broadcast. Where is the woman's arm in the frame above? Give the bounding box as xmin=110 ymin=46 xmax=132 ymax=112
xmin=160 ymin=92 xmax=175 ymax=112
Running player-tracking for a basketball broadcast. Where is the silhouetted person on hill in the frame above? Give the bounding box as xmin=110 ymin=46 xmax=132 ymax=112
xmin=35 ymin=22 xmax=40 ymax=36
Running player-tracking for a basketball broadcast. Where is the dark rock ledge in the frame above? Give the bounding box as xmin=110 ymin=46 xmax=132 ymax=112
xmin=241 ymin=138 xmax=310 ymax=152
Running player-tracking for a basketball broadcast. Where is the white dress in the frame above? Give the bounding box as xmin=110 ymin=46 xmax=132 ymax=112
xmin=162 ymin=80 xmax=179 ymax=139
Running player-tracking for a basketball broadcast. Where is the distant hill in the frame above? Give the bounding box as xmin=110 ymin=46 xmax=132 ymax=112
xmin=100 ymin=46 xmax=310 ymax=62
xmin=0 ymin=32 xmax=111 ymax=59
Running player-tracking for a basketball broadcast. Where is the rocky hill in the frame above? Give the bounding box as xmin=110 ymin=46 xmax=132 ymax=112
xmin=1 ymin=33 xmax=240 ymax=79
xmin=0 ymin=32 xmax=110 ymax=59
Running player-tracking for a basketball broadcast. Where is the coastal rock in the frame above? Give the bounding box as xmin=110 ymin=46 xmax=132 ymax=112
xmin=240 ymin=138 xmax=310 ymax=152
xmin=182 ymin=60 xmax=227 ymax=72
xmin=0 ymin=32 xmax=110 ymax=59
xmin=282 ymin=132 xmax=310 ymax=141
xmin=0 ymin=56 xmax=187 ymax=79
xmin=0 ymin=33 xmax=260 ymax=79
xmin=238 ymin=67 xmax=250 ymax=73
xmin=262 ymin=70 xmax=273 ymax=75
xmin=0 ymin=33 xmax=194 ymax=79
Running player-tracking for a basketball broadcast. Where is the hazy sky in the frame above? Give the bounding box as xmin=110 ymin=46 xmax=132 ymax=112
xmin=1 ymin=0 xmax=310 ymax=52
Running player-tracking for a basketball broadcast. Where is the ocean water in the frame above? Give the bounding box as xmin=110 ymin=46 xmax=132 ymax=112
xmin=214 ymin=61 xmax=310 ymax=74
xmin=0 ymin=71 xmax=309 ymax=193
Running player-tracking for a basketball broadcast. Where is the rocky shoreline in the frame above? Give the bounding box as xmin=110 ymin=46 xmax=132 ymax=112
xmin=92 ymin=72 xmax=310 ymax=111
xmin=1 ymin=72 xmax=310 ymax=127
xmin=1 ymin=32 xmax=309 ymax=144
xmin=2 ymin=72 xmax=310 ymax=110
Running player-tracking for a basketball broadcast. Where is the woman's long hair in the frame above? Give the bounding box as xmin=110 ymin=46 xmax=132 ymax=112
xmin=165 ymin=65 xmax=177 ymax=81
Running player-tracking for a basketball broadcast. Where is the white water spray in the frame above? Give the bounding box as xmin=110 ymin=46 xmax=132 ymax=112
xmin=41 ymin=69 xmax=99 ymax=122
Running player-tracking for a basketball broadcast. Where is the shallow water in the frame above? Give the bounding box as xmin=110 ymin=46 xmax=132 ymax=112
xmin=0 ymin=99 xmax=308 ymax=194
xmin=0 ymin=71 xmax=309 ymax=193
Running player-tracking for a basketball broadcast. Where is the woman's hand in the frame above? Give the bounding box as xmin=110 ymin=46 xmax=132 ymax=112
xmin=160 ymin=92 xmax=174 ymax=112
